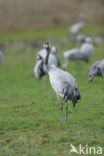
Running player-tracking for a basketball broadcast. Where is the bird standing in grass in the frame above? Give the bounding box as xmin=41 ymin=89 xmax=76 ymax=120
xmin=63 ymin=41 xmax=94 ymax=69
xmin=63 ymin=48 xmax=83 ymax=69
xmin=44 ymin=42 xmax=81 ymax=121
xmin=80 ymin=41 xmax=94 ymax=63
xmin=69 ymin=21 xmax=85 ymax=38
xmin=0 ymin=50 xmax=3 ymax=64
xmin=89 ymin=59 xmax=104 ymax=81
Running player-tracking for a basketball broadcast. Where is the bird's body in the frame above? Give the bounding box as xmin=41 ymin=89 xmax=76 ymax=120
xmin=64 ymin=48 xmax=82 ymax=60
xmin=69 ymin=21 xmax=85 ymax=37
xmin=80 ymin=42 xmax=94 ymax=62
xmin=76 ymin=34 xmax=92 ymax=44
xmin=34 ymin=46 xmax=60 ymax=79
xmin=0 ymin=50 xmax=3 ymax=63
xmin=48 ymin=65 xmax=76 ymax=98
xmin=89 ymin=59 xmax=104 ymax=81
xmin=33 ymin=59 xmax=45 ymax=79
xmin=63 ymin=42 xmax=94 ymax=68
xmin=63 ymin=48 xmax=83 ymax=69
xmin=44 ymin=42 xmax=81 ymax=121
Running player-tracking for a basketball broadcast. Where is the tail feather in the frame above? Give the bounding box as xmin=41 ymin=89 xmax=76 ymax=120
xmin=75 ymin=88 xmax=81 ymax=100
xmin=97 ymin=67 xmax=103 ymax=77
xmin=64 ymin=86 xmax=81 ymax=107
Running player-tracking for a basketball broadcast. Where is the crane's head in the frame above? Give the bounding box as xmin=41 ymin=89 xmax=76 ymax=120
xmin=43 ymin=42 xmax=51 ymax=50
xmin=88 ymin=73 xmax=94 ymax=82
xmin=43 ymin=42 xmax=51 ymax=65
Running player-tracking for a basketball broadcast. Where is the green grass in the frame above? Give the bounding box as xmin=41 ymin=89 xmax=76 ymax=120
xmin=0 ymin=28 xmax=67 ymax=42
xmin=0 ymin=26 xmax=104 ymax=156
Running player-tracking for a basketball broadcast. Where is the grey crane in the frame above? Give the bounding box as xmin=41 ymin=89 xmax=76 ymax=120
xmin=69 ymin=21 xmax=85 ymax=38
xmin=80 ymin=41 xmax=94 ymax=62
xmin=63 ymin=41 xmax=94 ymax=69
xmin=33 ymin=55 xmax=45 ymax=79
xmin=34 ymin=45 xmax=60 ymax=79
xmin=63 ymin=48 xmax=83 ymax=69
xmin=0 ymin=50 xmax=4 ymax=64
xmin=89 ymin=59 xmax=104 ymax=81
xmin=76 ymin=34 xmax=92 ymax=44
xmin=44 ymin=42 xmax=81 ymax=121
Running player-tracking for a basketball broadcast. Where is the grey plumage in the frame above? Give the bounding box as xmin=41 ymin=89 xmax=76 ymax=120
xmin=63 ymin=83 xmax=81 ymax=108
xmin=63 ymin=42 xmax=94 ymax=68
xmin=33 ymin=56 xmax=45 ymax=79
xmin=0 ymin=50 xmax=3 ymax=64
xmin=76 ymin=34 xmax=92 ymax=44
xmin=89 ymin=59 xmax=104 ymax=81
xmin=63 ymin=48 xmax=83 ymax=69
xmin=44 ymin=42 xmax=81 ymax=121
xmin=37 ymin=46 xmax=60 ymax=66
xmin=80 ymin=42 xmax=94 ymax=62
xmin=64 ymin=48 xmax=82 ymax=60
xmin=69 ymin=21 xmax=85 ymax=37
xmin=34 ymin=45 xmax=60 ymax=79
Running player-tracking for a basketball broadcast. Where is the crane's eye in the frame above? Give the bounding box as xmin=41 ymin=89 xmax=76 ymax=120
xmin=44 ymin=44 xmax=48 ymax=48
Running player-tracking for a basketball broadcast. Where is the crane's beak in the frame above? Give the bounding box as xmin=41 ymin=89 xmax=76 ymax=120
xmin=43 ymin=42 xmax=51 ymax=49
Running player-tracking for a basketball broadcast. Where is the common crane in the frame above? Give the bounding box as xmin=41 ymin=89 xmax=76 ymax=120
xmin=89 ymin=59 xmax=104 ymax=81
xmin=44 ymin=42 xmax=81 ymax=121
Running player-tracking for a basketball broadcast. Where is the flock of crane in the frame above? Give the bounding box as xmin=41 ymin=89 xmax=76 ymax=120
xmin=0 ymin=20 xmax=104 ymax=122
xmin=33 ymin=21 xmax=104 ymax=121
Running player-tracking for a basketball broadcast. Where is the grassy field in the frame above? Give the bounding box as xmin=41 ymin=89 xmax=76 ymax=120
xmin=0 ymin=26 xmax=104 ymax=156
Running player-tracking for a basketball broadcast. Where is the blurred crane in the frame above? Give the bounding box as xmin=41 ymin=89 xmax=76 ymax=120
xmin=0 ymin=50 xmax=4 ymax=64
xmin=89 ymin=59 xmax=104 ymax=81
xmin=69 ymin=20 xmax=85 ymax=38
xmin=63 ymin=41 xmax=94 ymax=69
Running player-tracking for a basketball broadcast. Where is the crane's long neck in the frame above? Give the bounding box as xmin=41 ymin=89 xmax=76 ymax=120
xmin=45 ymin=47 xmax=50 ymax=65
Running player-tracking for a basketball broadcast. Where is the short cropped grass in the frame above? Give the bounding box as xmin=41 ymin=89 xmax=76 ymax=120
xmin=0 ymin=26 xmax=104 ymax=156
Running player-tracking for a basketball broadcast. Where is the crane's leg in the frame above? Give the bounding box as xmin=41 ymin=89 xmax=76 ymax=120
xmin=60 ymin=100 xmax=64 ymax=123
xmin=43 ymin=75 xmax=48 ymax=95
xmin=65 ymin=102 xmax=68 ymax=122
xmin=56 ymin=95 xmax=61 ymax=108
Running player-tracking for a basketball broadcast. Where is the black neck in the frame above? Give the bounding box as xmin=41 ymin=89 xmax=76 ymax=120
xmin=45 ymin=47 xmax=50 ymax=65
